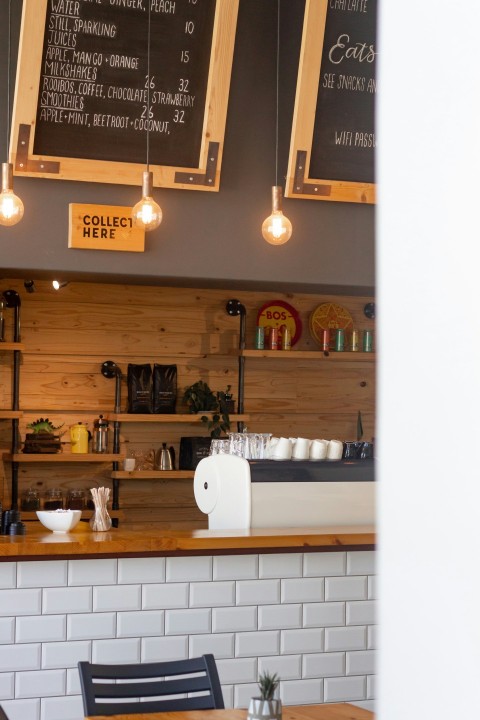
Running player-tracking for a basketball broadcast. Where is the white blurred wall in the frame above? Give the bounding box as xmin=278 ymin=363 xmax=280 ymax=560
xmin=378 ymin=1 xmax=480 ymax=718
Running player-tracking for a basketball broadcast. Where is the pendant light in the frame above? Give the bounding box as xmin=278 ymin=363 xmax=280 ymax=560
xmin=0 ymin=0 xmax=24 ymax=227
xmin=132 ymin=2 xmax=162 ymax=232
xmin=262 ymin=0 xmax=292 ymax=246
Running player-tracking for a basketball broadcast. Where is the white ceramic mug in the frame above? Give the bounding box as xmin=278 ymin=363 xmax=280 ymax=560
xmin=271 ymin=437 xmax=292 ymax=460
xmin=310 ymin=438 xmax=328 ymax=461
xmin=292 ymin=437 xmax=311 ymax=460
xmin=266 ymin=437 xmax=279 ymax=459
xmin=326 ymin=439 xmax=344 ymax=461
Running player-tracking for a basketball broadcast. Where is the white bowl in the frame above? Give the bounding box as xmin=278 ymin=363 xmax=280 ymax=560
xmin=36 ymin=510 xmax=82 ymax=534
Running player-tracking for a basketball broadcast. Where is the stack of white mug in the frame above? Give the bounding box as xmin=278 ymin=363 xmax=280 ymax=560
xmin=268 ymin=437 xmax=343 ymax=461
xmin=209 ymin=434 xmax=344 ymax=461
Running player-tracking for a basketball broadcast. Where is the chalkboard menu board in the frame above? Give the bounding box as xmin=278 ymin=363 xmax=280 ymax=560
xmin=10 ymin=0 xmax=239 ymax=190
xmin=286 ymin=0 xmax=376 ymax=204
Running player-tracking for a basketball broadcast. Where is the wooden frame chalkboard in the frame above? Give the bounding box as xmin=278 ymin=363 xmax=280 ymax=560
xmin=9 ymin=0 xmax=239 ymax=191
xmin=286 ymin=0 xmax=376 ymax=204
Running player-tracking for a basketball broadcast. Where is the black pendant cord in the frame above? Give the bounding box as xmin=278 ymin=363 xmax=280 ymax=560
xmin=6 ymin=0 xmax=12 ymax=157
xmin=146 ymin=1 xmax=151 ymax=172
xmin=275 ymin=0 xmax=280 ymax=187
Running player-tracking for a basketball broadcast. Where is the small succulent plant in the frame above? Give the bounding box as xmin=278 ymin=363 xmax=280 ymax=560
xmin=27 ymin=417 xmax=64 ymax=434
xmin=257 ymin=671 xmax=279 ymax=701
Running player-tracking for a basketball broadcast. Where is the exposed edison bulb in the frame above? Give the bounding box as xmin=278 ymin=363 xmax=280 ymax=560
xmin=0 ymin=163 xmax=24 ymax=227
xmin=262 ymin=186 xmax=292 ymax=245
xmin=132 ymin=170 xmax=162 ymax=231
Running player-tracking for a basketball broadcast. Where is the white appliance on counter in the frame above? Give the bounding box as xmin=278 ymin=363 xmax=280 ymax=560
xmin=193 ymin=454 xmax=375 ymax=530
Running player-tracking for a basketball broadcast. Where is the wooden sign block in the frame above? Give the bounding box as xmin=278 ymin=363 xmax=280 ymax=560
xmin=68 ymin=204 xmax=145 ymax=252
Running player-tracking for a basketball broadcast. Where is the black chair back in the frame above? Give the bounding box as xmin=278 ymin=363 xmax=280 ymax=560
xmin=78 ymin=654 xmax=224 ymax=716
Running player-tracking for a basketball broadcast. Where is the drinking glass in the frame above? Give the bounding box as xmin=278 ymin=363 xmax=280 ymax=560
xmin=228 ymin=432 xmax=248 ymax=458
xmin=209 ymin=439 xmax=231 ymax=455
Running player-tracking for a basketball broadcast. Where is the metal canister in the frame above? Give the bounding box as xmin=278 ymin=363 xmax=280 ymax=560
xmin=335 ymin=328 xmax=345 ymax=352
xmin=321 ymin=328 xmax=330 ymax=352
xmin=350 ymin=329 xmax=360 ymax=352
xmin=281 ymin=325 xmax=292 ymax=351
xmin=269 ymin=327 xmax=279 ymax=350
xmin=255 ymin=326 xmax=265 ymax=350
xmin=363 ymin=329 xmax=374 ymax=352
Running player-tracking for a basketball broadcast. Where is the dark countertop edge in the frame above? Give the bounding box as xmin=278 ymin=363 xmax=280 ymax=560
xmin=0 ymin=545 xmax=376 ymax=561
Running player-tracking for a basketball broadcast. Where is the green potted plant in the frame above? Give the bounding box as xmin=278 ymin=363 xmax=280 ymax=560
xmin=247 ymin=671 xmax=281 ymax=720
xmin=183 ymin=381 xmax=231 ymax=438
xmin=183 ymin=381 xmax=218 ymax=414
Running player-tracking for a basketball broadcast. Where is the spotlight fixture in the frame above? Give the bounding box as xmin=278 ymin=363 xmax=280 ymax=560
xmin=0 ymin=0 xmax=24 ymax=227
xmin=23 ymin=280 xmax=35 ymax=293
xmin=52 ymin=280 xmax=68 ymax=290
xmin=261 ymin=0 xmax=292 ymax=246
xmin=132 ymin=3 xmax=162 ymax=232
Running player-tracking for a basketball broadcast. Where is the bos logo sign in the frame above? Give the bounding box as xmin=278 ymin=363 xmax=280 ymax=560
xmin=256 ymin=300 xmax=302 ymax=346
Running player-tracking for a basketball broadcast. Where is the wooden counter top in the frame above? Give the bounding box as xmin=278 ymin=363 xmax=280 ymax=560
xmin=0 ymin=522 xmax=375 ymax=560
xmin=86 ymin=704 xmax=373 ymax=720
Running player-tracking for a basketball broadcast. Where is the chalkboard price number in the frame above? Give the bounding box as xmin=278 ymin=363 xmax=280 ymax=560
xmin=145 ymin=75 xmax=156 ymax=90
xmin=181 ymin=50 xmax=190 ymax=63
xmin=185 ymin=21 xmax=195 ymax=34
xmin=141 ymin=106 xmax=154 ymax=120
xmin=173 ymin=110 xmax=185 ymax=124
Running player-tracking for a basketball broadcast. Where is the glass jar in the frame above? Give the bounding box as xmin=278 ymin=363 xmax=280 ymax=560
xmin=66 ymin=489 xmax=85 ymax=510
xmin=44 ymin=488 xmax=64 ymax=510
xmin=20 ymin=488 xmax=40 ymax=511
xmin=92 ymin=414 xmax=109 ymax=453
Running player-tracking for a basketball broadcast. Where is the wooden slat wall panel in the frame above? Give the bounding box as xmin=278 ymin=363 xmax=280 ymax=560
xmin=0 ymin=279 xmax=375 ymax=527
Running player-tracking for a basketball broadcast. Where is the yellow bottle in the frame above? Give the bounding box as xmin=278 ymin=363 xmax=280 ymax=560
xmin=70 ymin=422 xmax=89 ymax=454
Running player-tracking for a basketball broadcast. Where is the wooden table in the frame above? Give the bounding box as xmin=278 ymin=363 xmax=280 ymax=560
xmin=86 ymin=703 xmax=374 ymax=720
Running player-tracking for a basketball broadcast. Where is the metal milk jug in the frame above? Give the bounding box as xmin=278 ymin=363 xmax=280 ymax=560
xmin=70 ymin=422 xmax=89 ymax=454
xmin=92 ymin=414 xmax=109 ymax=454
xmin=155 ymin=443 xmax=174 ymax=471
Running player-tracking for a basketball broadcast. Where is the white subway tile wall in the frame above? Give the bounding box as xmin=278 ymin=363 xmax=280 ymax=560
xmin=0 ymin=550 xmax=376 ymax=720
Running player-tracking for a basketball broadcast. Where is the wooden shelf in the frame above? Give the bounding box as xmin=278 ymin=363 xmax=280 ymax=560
xmin=0 ymin=411 xmax=23 ymax=419
xmin=112 ymin=470 xmax=194 ymax=480
xmin=0 ymin=342 xmax=24 ymax=351
xmin=4 ymin=453 xmax=124 ymax=463
xmin=235 ymin=350 xmax=376 ymax=360
xmin=111 ymin=413 xmax=250 ymax=423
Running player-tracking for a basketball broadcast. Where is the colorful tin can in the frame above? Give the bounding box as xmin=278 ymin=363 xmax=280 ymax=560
xmin=281 ymin=325 xmax=292 ymax=351
xmin=335 ymin=328 xmax=345 ymax=352
xmin=350 ymin=329 xmax=360 ymax=352
xmin=321 ymin=328 xmax=330 ymax=352
xmin=269 ymin=327 xmax=279 ymax=350
xmin=363 ymin=329 xmax=374 ymax=352
xmin=255 ymin=326 xmax=265 ymax=350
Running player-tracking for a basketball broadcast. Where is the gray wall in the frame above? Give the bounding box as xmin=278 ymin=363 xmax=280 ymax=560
xmin=0 ymin=0 xmax=375 ymax=294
